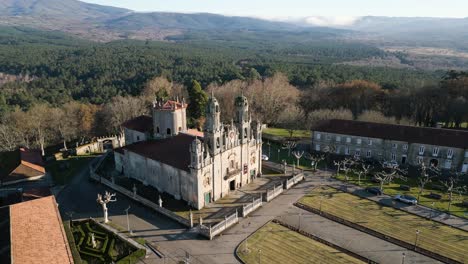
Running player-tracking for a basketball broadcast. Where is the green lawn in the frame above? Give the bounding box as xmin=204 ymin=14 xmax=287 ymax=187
xmin=263 ymin=128 xmax=311 ymax=139
xmin=263 ymin=141 xmax=314 ymax=170
xmin=47 ymin=154 xmax=98 ymax=185
xmin=237 ymin=222 xmax=364 ymax=264
xmin=335 ymin=173 xmax=468 ymax=219
xmin=299 ymin=186 xmax=468 ymax=263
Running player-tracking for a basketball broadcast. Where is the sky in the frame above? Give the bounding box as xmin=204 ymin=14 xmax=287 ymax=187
xmin=82 ymin=0 xmax=468 ymax=20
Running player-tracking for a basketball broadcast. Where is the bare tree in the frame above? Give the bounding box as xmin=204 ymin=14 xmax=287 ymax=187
xmin=417 ymin=162 xmax=439 ymax=201
xmin=282 ymin=141 xmax=297 ymax=157
xmin=374 ymin=167 xmax=407 ymax=192
xmin=306 ymin=153 xmax=326 ymax=171
xmin=441 ymin=174 xmax=467 ymax=212
xmin=292 ymin=150 xmax=304 ymax=167
xmin=354 ymin=162 xmax=372 ymax=185
xmin=342 ymin=158 xmax=357 ymax=181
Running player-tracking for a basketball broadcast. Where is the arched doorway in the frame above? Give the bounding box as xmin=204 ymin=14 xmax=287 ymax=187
xmin=430 ymin=158 xmax=439 ymax=167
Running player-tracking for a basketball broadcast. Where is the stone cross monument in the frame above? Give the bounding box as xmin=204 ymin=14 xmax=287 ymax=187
xmin=97 ymin=191 xmax=117 ymax=223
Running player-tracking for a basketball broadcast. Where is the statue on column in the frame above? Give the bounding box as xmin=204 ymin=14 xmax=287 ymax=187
xmin=97 ymin=191 xmax=117 ymax=223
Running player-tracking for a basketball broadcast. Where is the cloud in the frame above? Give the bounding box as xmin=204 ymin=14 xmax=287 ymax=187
xmin=303 ymin=16 xmax=360 ymax=27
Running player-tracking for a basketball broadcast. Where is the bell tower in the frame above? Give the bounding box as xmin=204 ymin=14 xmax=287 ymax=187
xmin=204 ymin=93 xmax=222 ymax=155
xmin=235 ymin=94 xmax=250 ymax=144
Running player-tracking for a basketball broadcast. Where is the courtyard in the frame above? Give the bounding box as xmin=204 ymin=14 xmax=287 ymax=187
xmin=237 ymin=221 xmax=365 ymax=264
xmin=298 ymin=186 xmax=468 ymax=263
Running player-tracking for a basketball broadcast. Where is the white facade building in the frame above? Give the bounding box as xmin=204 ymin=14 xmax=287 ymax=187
xmin=114 ymin=96 xmax=262 ymax=209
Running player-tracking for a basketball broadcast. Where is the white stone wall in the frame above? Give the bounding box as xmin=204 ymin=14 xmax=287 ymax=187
xmin=115 ymin=149 xmax=201 ymax=208
xmin=153 ymin=108 xmax=187 ymax=138
xmin=124 ymin=128 xmax=147 ymax=145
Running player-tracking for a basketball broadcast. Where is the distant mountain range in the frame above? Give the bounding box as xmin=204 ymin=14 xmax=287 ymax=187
xmin=1 ymin=0 xmax=468 ymax=50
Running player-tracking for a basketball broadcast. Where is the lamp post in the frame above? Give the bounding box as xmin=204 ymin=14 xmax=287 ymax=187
xmin=277 ymin=149 xmax=280 ymax=161
xmin=267 ymin=141 xmax=271 ymax=158
xmin=319 ymin=196 xmax=324 ymax=214
xmin=124 ymin=206 xmax=132 ymax=235
xmin=401 ymin=252 xmax=406 ymax=264
xmin=414 ymin=229 xmax=420 ymax=250
xmin=298 ymin=212 xmax=302 ymax=230
xmin=430 ymin=202 xmax=435 ymax=219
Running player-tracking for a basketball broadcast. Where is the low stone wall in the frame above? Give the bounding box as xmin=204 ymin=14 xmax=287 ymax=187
xmin=242 ymin=197 xmax=263 ymax=217
xmin=285 ymin=173 xmax=304 ymax=189
xmin=201 ymin=211 xmax=239 ymax=240
xmin=265 ymin=184 xmax=284 ymax=202
xmin=295 ymin=202 xmax=461 ymax=264
xmin=90 ymin=171 xmax=191 ymax=228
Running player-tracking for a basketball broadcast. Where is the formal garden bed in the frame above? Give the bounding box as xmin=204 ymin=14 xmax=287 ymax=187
xmin=236 ymin=221 xmax=366 ymax=264
xmin=297 ymin=186 xmax=468 ymax=264
xmin=68 ymin=219 xmax=145 ymax=264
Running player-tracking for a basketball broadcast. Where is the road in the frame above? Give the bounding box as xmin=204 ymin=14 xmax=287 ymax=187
xmin=56 ymin=158 xmax=440 ymax=264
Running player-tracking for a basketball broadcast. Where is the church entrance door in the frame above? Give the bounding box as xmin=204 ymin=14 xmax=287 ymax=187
xmin=229 ymin=180 xmax=236 ymax=191
xmin=204 ymin=192 xmax=211 ymax=205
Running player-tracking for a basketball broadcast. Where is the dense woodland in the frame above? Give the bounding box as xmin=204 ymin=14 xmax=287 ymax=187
xmin=0 ymin=27 xmax=466 ymax=154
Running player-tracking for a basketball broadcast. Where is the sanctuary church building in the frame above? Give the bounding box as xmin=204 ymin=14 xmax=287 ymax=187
xmin=114 ymin=94 xmax=263 ymax=209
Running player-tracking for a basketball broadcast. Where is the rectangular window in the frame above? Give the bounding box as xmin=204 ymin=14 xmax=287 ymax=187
xmin=326 ymin=135 xmax=331 ymax=141
xmin=315 ymin=144 xmax=320 ymax=151
xmin=403 ymin=144 xmax=408 ymax=150
xmin=391 ymin=153 xmax=396 ymax=161
xmin=346 ymin=137 xmax=351 ymax=143
xmin=433 ymin=147 xmax=439 ymax=157
xmin=355 ymin=149 xmax=361 ymax=157
xmin=447 ymin=149 xmax=454 ymax=159
xmin=366 ymin=150 xmax=372 ymax=158
xmin=335 ymin=147 xmax=340 ymax=154
xmin=316 ymin=133 xmax=321 ymax=140
xmin=445 ymin=160 xmax=452 ymax=169
xmin=465 ymin=151 xmax=468 ymax=158
xmin=392 ymin=143 xmax=397 ymax=149
xmin=345 ymin=147 xmax=350 ymax=155
xmin=419 ymin=146 xmax=425 ymax=155
xmin=368 ymin=140 xmax=373 ymax=146
xmin=336 ymin=136 xmax=341 ymax=142
xmin=357 ymin=139 xmax=362 ymax=145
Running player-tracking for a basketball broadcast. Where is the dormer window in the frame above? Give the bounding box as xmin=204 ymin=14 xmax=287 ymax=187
xmin=419 ymin=146 xmax=425 ymax=155
xmin=447 ymin=149 xmax=453 ymax=159
xmin=368 ymin=140 xmax=373 ymax=146
xmin=346 ymin=137 xmax=351 ymax=143
xmin=392 ymin=143 xmax=397 ymax=149
xmin=336 ymin=136 xmax=341 ymax=142
xmin=433 ymin=147 xmax=439 ymax=157
xmin=357 ymin=139 xmax=362 ymax=145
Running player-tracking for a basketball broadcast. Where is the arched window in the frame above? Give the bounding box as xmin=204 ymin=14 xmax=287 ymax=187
xmin=216 ymin=105 xmax=219 ymax=113
xmin=167 ymin=128 xmax=171 ymax=135
xmin=179 ymin=127 xmax=182 ymax=132
xmin=244 ymin=128 xmax=248 ymax=138
xmin=216 ymin=137 xmax=220 ymax=148
xmin=156 ymin=127 xmax=160 ymax=133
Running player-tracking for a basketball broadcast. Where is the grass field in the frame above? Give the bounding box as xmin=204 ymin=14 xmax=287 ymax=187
xmin=263 ymin=128 xmax=311 ymax=139
xmin=237 ymin=222 xmax=364 ymax=264
xmin=263 ymin=141 xmax=315 ymax=170
xmin=47 ymin=154 xmax=98 ymax=185
xmin=335 ymin=173 xmax=468 ymax=219
xmin=299 ymin=186 xmax=468 ymax=263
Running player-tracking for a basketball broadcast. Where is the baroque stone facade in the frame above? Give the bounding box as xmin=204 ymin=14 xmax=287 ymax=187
xmin=114 ymin=95 xmax=262 ymax=209
xmin=311 ymin=119 xmax=468 ymax=173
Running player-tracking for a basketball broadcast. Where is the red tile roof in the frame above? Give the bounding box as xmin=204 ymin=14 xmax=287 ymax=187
xmin=115 ymin=134 xmax=198 ymax=172
xmin=9 ymin=196 xmax=73 ymax=264
xmin=122 ymin=115 xmax=153 ymax=133
xmin=312 ymin=119 xmax=468 ymax=149
xmin=0 ymin=148 xmax=45 ymax=184
xmin=153 ymin=100 xmax=186 ymax=111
